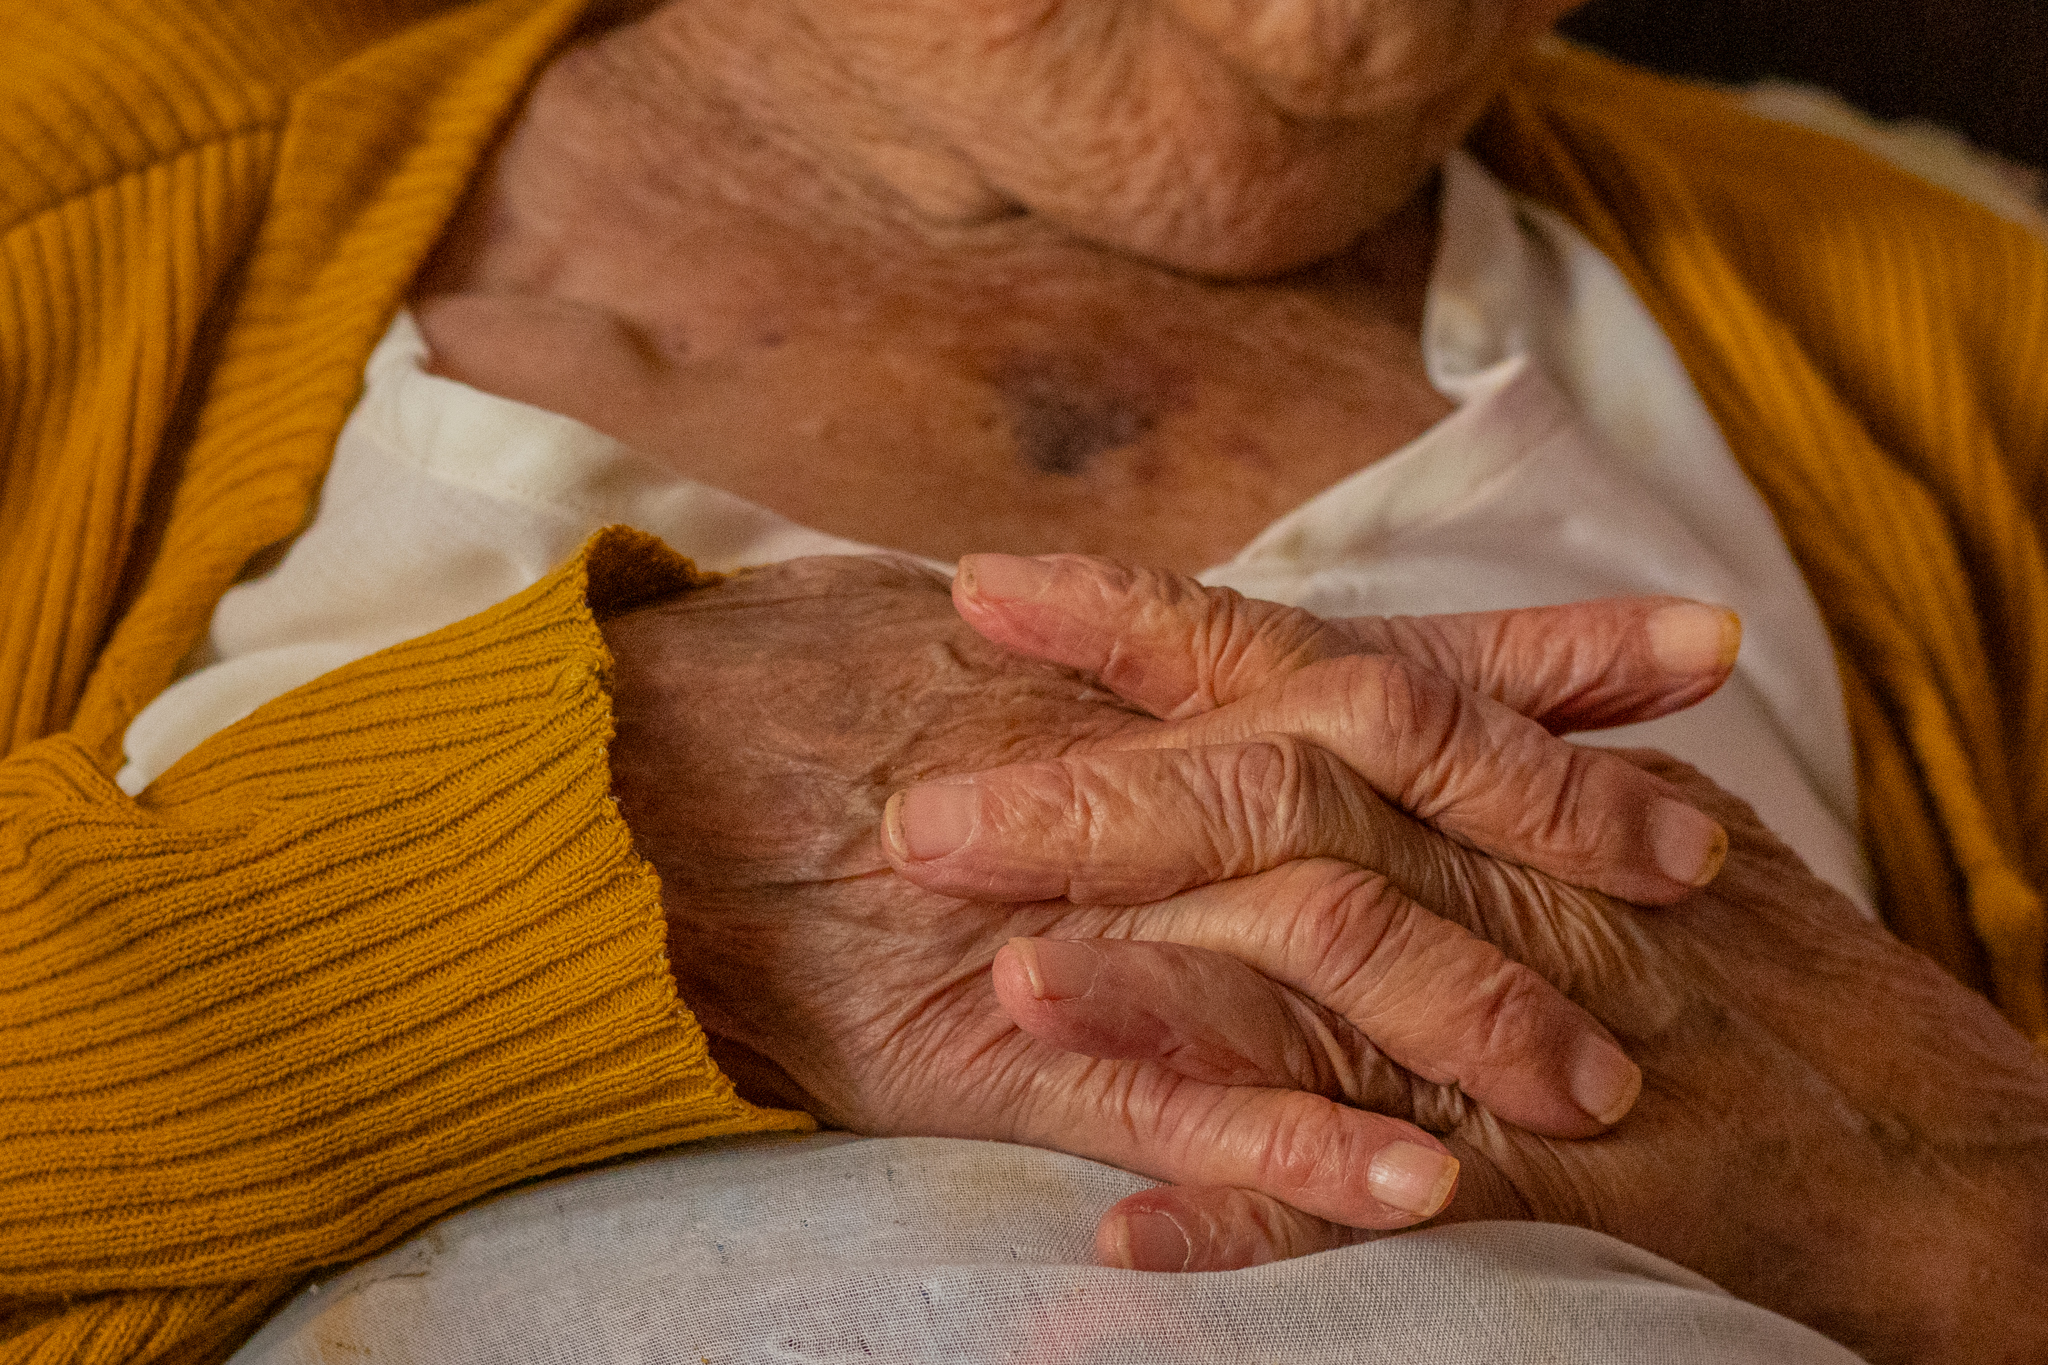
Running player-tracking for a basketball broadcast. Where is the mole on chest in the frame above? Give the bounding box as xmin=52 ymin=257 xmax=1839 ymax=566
xmin=981 ymin=339 xmax=1194 ymax=477
xmin=997 ymin=367 xmax=1154 ymax=476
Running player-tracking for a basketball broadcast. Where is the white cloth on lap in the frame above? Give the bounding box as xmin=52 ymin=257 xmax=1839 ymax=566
xmin=228 ymin=1134 xmax=1863 ymax=1365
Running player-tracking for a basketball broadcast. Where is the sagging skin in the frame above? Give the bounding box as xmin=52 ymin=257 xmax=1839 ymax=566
xmin=413 ymin=0 xmax=1570 ymax=570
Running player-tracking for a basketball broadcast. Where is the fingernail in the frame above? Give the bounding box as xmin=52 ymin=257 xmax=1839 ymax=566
xmin=1112 ymin=1210 xmax=1192 ymax=1272
xmin=1646 ymin=603 xmax=1741 ymax=673
xmin=1649 ymin=798 xmax=1728 ymax=888
xmin=958 ymin=553 xmax=1055 ymax=602
xmin=1570 ymin=1037 xmax=1642 ymax=1127
xmin=1007 ymin=937 xmax=1100 ymax=1001
xmin=886 ymin=783 xmax=979 ymax=861
xmin=1366 ymin=1141 xmax=1459 ymax=1219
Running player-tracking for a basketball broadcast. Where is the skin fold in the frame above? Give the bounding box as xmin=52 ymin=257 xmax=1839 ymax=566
xmin=713 ymin=0 xmax=1581 ymax=274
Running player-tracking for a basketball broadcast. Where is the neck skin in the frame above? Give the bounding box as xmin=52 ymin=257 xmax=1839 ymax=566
xmin=410 ymin=0 xmax=1495 ymax=572
xmin=621 ymin=5 xmax=1023 ymax=232
xmin=421 ymin=14 xmax=1459 ymax=340
xmin=428 ymin=0 xmax=1562 ymax=294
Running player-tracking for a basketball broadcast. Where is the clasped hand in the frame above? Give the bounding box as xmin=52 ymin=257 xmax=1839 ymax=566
xmin=601 ymin=552 xmax=1736 ymax=1230
xmin=880 ymin=555 xmax=2048 ymax=1364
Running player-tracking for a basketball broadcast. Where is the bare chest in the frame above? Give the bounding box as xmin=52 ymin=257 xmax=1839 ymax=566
xmin=417 ymin=203 xmax=1449 ymax=573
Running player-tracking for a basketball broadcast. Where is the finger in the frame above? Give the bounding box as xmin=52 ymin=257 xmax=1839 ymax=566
xmin=1334 ymin=598 xmax=1740 ymax=734
xmin=897 ymin=757 xmax=1646 ymax=1129
xmin=995 ymin=925 xmax=1632 ymax=1138
xmin=1141 ymin=652 xmax=1728 ymax=902
xmin=1112 ymin=863 xmax=1643 ymax=1135
xmin=950 ymin=555 xmax=1731 ymax=901
xmin=952 ymin=552 xmax=1738 ymax=731
xmin=1097 ymin=1139 xmax=1537 ymax=1273
xmin=953 ymin=553 xmax=1344 ymax=721
xmin=884 ymin=666 xmax=1726 ymax=907
xmin=884 ymin=737 xmax=1460 ymax=906
xmin=1008 ymin=1059 xmax=1463 ymax=1232
xmin=989 ymin=937 xmax=1416 ymax=1115
xmin=1095 ymin=1185 xmax=1360 ymax=1272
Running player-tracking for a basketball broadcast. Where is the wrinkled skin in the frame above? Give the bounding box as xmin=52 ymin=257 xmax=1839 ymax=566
xmin=601 ymin=555 xmax=1728 ymax=1227
xmin=1024 ymin=771 xmax=2048 ymax=1362
xmin=912 ymin=559 xmax=2048 ymax=1364
xmin=630 ymin=0 xmax=1580 ymax=276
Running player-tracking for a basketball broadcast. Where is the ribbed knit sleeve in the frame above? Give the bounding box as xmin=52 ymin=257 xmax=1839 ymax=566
xmin=0 ymin=528 xmax=811 ymax=1365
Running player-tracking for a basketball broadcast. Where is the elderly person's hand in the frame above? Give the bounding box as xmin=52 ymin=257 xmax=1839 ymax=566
xmin=1001 ymin=765 xmax=2048 ymax=1363
xmin=889 ymin=551 xmax=1735 ymax=904
xmin=601 ymin=554 xmax=1733 ymax=1231
xmin=907 ymin=559 xmax=2048 ymax=1364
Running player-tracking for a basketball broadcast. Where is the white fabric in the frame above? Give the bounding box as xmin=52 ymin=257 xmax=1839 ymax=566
xmin=228 ymin=1133 xmax=1863 ymax=1365
xmin=143 ymin=154 xmax=1879 ymax=1363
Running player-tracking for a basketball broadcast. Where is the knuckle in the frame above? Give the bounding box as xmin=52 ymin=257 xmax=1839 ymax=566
xmin=1369 ymin=653 xmax=1427 ymax=735
xmin=1188 ymin=587 xmax=1275 ymax=710
xmin=1316 ymin=655 xmax=1466 ymax=816
xmin=1295 ymin=735 xmax=1396 ymax=853
xmin=1460 ymin=957 xmax=1564 ymax=1082
xmin=1088 ymin=556 xmax=1144 ymax=598
xmin=1225 ymin=1190 xmax=1339 ymax=1268
xmin=1209 ymin=738 xmax=1301 ymax=870
xmin=1212 ymin=737 xmax=1285 ymax=808
xmin=1251 ymin=1102 xmax=1371 ymax=1208
xmin=1224 ymin=735 xmax=1389 ymax=875
xmin=1101 ymin=567 xmax=1205 ymax=673
xmin=991 ymin=759 xmax=1097 ymax=843
xmin=1092 ymin=565 xmax=1174 ymax=690
xmin=1250 ymin=1104 xmax=1335 ymax=1197
xmin=987 ymin=761 xmax=1131 ymax=895
xmin=1471 ymin=615 xmax=1541 ymax=702
xmin=1242 ymin=598 xmax=1339 ymax=668
xmin=1281 ymin=864 xmax=1406 ymax=999
xmin=1151 ymin=1074 xmax=1235 ymax=1166
xmin=1517 ymin=743 xmax=1612 ymax=875
xmin=1292 ymin=997 xmax=1404 ymax=1109
xmin=1377 ymin=663 xmax=1467 ymax=818
xmin=1288 ymin=864 xmax=1377 ymax=957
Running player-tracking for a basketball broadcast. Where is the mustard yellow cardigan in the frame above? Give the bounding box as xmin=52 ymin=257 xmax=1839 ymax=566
xmin=1 ymin=0 xmax=2043 ymax=1360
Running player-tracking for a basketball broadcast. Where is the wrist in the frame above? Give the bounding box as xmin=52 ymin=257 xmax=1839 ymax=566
xmin=1788 ymin=1139 xmax=2048 ymax=1363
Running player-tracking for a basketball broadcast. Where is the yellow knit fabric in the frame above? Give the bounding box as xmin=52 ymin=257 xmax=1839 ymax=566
xmin=0 ymin=4 xmax=811 ymax=1362
xmin=0 ymin=2 xmax=2041 ymax=1362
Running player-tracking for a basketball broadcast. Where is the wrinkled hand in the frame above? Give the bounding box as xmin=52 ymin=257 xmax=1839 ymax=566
xmin=889 ymin=551 xmax=1735 ymax=906
xmin=601 ymin=554 xmax=1735 ymax=1230
xmin=915 ymin=558 xmax=2048 ymax=1363
xmin=1010 ymin=765 xmax=2048 ymax=1362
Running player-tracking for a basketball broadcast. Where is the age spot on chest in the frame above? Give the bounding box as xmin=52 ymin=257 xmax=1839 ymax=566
xmin=989 ymin=352 xmax=1187 ymax=477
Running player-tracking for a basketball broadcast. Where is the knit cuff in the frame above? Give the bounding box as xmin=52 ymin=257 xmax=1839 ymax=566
xmin=0 ymin=526 xmax=811 ymax=1294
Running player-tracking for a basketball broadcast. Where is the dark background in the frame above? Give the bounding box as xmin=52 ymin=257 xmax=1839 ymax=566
xmin=1559 ymin=0 xmax=2046 ymax=167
